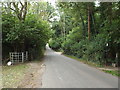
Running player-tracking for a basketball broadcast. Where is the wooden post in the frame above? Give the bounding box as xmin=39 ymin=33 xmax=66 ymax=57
xmin=11 ymin=53 xmax=13 ymax=65
xmin=22 ymin=52 xmax=24 ymax=63
xmin=9 ymin=52 xmax=11 ymax=61
xmin=9 ymin=52 xmax=13 ymax=65
xmin=88 ymin=6 xmax=91 ymax=40
xmin=26 ymin=51 xmax=28 ymax=61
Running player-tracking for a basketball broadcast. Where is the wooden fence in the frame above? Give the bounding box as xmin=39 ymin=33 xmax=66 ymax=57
xmin=9 ymin=51 xmax=28 ymax=64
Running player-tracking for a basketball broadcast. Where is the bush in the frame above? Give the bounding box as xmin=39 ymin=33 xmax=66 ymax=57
xmin=49 ymin=38 xmax=62 ymax=51
xmin=2 ymin=13 xmax=51 ymax=61
xmin=62 ymin=33 xmax=112 ymax=65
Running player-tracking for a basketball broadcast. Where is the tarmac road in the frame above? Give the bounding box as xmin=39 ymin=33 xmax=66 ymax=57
xmin=42 ymin=45 xmax=118 ymax=88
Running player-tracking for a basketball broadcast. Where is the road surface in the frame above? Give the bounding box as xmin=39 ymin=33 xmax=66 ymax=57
xmin=42 ymin=45 xmax=118 ymax=88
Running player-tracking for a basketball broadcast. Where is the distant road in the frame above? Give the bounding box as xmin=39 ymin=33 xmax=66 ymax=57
xmin=42 ymin=46 xmax=118 ymax=88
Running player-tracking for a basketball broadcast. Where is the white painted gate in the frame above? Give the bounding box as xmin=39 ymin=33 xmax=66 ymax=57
xmin=9 ymin=51 xmax=28 ymax=64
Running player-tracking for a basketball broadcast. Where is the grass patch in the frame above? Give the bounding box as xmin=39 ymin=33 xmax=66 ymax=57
xmin=102 ymin=70 xmax=120 ymax=77
xmin=2 ymin=64 xmax=28 ymax=88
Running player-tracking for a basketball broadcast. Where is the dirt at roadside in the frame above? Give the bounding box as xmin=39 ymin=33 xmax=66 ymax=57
xmin=17 ymin=60 xmax=46 ymax=88
xmin=98 ymin=66 xmax=118 ymax=71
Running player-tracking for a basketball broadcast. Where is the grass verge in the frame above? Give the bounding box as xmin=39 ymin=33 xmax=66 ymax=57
xmin=64 ymin=54 xmax=120 ymax=77
xmin=102 ymin=70 xmax=120 ymax=77
xmin=2 ymin=64 xmax=28 ymax=88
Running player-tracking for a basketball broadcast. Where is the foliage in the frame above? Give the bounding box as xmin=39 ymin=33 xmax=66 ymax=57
xmin=49 ymin=2 xmax=120 ymax=66
xmin=49 ymin=38 xmax=63 ymax=51
xmin=2 ymin=5 xmax=52 ymax=61
xmin=103 ymin=70 xmax=120 ymax=77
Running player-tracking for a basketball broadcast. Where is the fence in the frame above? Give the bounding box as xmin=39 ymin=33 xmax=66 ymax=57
xmin=9 ymin=51 xmax=28 ymax=64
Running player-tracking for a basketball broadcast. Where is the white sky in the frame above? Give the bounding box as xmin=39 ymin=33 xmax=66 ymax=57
xmin=44 ymin=0 xmax=100 ymax=7
xmin=44 ymin=0 xmax=56 ymax=7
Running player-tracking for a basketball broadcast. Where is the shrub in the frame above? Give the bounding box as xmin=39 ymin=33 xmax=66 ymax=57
xmin=49 ymin=38 xmax=62 ymax=51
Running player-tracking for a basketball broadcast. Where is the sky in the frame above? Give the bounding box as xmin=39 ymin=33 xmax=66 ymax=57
xmin=43 ymin=0 xmax=100 ymax=7
xmin=44 ymin=0 xmax=56 ymax=7
xmin=42 ymin=0 xmax=100 ymax=21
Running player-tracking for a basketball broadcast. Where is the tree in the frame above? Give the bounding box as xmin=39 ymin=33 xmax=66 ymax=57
xmin=2 ymin=1 xmax=52 ymax=61
xmin=8 ymin=2 xmax=28 ymax=21
xmin=49 ymin=2 xmax=120 ymax=66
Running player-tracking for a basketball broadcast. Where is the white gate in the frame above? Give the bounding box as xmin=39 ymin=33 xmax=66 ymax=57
xmin=9 ymin=51 xmax=28 ymax=64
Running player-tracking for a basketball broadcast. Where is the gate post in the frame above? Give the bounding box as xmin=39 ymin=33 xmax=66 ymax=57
xmin=22 ymin=52 xmax=24 ymax=63
xmin=26 ymin=51 xmax=28 ymax=61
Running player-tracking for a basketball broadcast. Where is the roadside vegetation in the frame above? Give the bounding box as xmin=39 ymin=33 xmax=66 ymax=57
xmin=2 ymin=2 xmax=54 ymax=88
xmin=49 ymin=2 xmax=120 ymax=68
xmin=103 ymin=70 xmax=120 ymax=77
xmin=2 ymin=2 xmax=54 ymax=64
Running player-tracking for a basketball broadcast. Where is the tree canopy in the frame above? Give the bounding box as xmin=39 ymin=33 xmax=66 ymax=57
xmin=2 ymin=1 xmax=120 ymax=66
xmin=2 ymin=2 xmax=53 ymax=62
xmin=49 ymin=2 xmax=120 ymax=66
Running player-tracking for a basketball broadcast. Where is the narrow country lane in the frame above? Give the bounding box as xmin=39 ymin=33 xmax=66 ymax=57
xmin=42 ymin=45 xmax=118 ymax=88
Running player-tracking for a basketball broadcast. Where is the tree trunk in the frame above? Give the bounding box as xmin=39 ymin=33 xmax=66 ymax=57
xmin=88 ymin=6 xmax=91 ymax=40
xmin=91 ymin=12 xmax=97 ymax=34
xmin=9 ymin=2 xmax=27 ymax=22
xmin=80 ymin=12 xmax=86 ymax=37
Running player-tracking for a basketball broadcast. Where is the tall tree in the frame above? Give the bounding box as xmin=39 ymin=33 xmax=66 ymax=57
xmin=8 ymin=2 xmax=28 ymax=21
